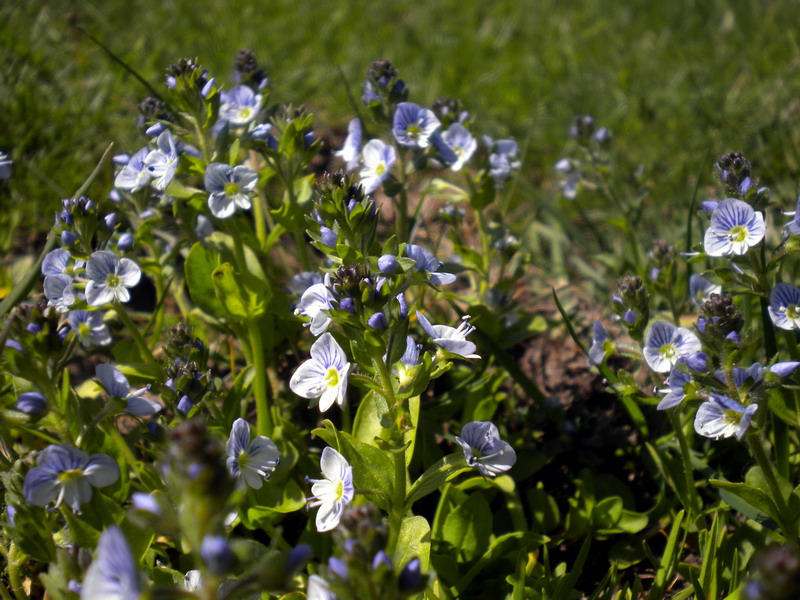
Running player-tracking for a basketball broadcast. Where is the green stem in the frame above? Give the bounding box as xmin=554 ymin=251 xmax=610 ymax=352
xmin=475 ymin=208 xmax=492 ymax=297
xmin=114 ymin=302 xmax=160 ymax=373
xmin=748 ymin=433 xmax=796 ymax=539
xmin=7 ymin=545 xmax=26 ymax=600
xmin=669 ymin=410 xmax=704 ymax=528
xmin=249 ymin=320 xmax=273 ymax=437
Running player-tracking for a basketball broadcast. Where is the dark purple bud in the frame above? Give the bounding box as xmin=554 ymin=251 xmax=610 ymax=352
xmin=6 ymin=506 xmax=16 ymax=527
xmin=201 ymin=535 xmax=234 ymax=575
xmin=684 ymin=352 xmax=708 ymax=373
xmin=347 ymin=198 xmax=358 ymax=213
xmin=343 ymin=538 xmax=357 ymax=555
xmin=611 ymin=294 xmax=623 ymax=305
xmin=285 ymin=544 xmax=312 ymax=573
xmin=166 ymin=76 xmax=177 ymax=89
xmin=368 ymin=312 xmax=388 ymax=331
xmin=372 ymin=550 xmax=392 ymax=571
xmin=399 ymin=558 xmax=423 ymax=591
xmin=697 ymin=317 xmax=707 ymax=334
xmin=83 ymin=200 xmax=95 ymax=213
xmin=57 ymin=325 xmax=70 ymax=342
xmin=61 ymin=230 xmax=78 ymax=247
xmin=593 ymin=127 xmax=611 ymax=144
xmin=328 ymin=557 xmax=349 ymax=581
xmin=396 ymin=293 xmax=408 ymax=318
xmin=378 ymin=254 xmax=399 ymax=275
xmin=146 ymin=123 xmax=168 ymax=137
xmin=148 ymin=421 xmax=163 ymax=438
xmin=15 ymin=392 xmax=47 ymax=416
xmin=117 ymin=232 xmax=134 ymax=251
xmin=108 ymin=190 xmax=122 ymax=203
xmin=177 ymin=395 xmax=193 ymax=416
xmin=726 ymin=331 xmax=740 ymax=344
xmin=304 ymin=131 xmax=316 ymax=148
xmin=5 ymin=339 xmax=22 ymax=352
xmin=770 ymin=362 xmax=800 ymax=378
xmin=700 ymin=200 xmax=719 ymax=214
xmin=739 ymin=177 xmax=753 ymax=195
xmin=26 ymin=323 xmax=42 ymax=335
xmin=131 ymin=492 xmax=163 ymax=516
xmin=339 ymin=297 xmax=355 ymax=313
xmin=60 ymin=210 xmax=73 ymax=225
xmin=67 ymin=581 xmax=81 ymax=594
xmin=104 ymin=214 xmax=117 ymax=231
xmin=623 ymin=310 xmax=637 ymax=324
xmin=320 ymin=226 xmax=337 ymax=248
xmin=201 ymin=78 xmax=215 ymax=98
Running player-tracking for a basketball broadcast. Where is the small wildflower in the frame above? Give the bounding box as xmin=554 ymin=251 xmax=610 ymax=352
xmin=225 ymin=418 xmax=279 ymax=489
xmin=416 ymin=311 xmax=480 ymax=359
xmin=307 ymin=574 xmax=336 ymax=600
xmin=297 ymin=282 xmax=335 ymax=336
xmin=85 ymin=251 xmax=141 ymax=307
xmin=438 ymin=123 xmax=477 ymax=171
xmin=642 ymin=321 xmax=702 ymax=373
xmin=769 ymin=283 xmax=800 ymax=331
xmin=97 ymin=363 xmax=161 ymax=416
xmin=337 ymin=118 xmax=362 ymax=172
xmin=694 ymin=394 xmax=757 ymax=440
xmin=43 ymin=274 xmax=75 ymax=312
xmin=219 ymin=85 xmax=263 ymax=126
xmin=23 ymin=444 xmax=119 ymax=513
xmin=290 ymin=333 xmax=351 ymax=412
xmin=144 ymin=130 xmax=179 ymax=191
xmin=204 ymin=163 xmax=258 ymax=219
xmin=81 ymin=526 xmax=140 ymax=600
xmin=114 ymin=147 xmax=152 ymax=192
xmin=689 ymin=273 xmax=722 ymax=308
xmin=405 ymin=244 xmax=456 ymax=286
xmin=656 ymin=360 xmax=693 ymax=410
xmin=68 ymin=310 xmax=112 ymax=346
xmin=306 ymin=447 xmax=354 ymax=532
xmin=392 ymin=102 xmax=440 ymax=148
xmin=455 ymin=421 xmax=516 ymax=477
xmin=359 ymin=139 xmax=396 ymax=194
xmin=587 ymin=321 xmax=608 ymax=366
xmin=703 ymin=198 xmax=765 ymax=257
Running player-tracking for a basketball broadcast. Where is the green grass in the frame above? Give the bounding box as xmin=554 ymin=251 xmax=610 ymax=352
xmin=4 ymin=0 xmax=800 ymax=251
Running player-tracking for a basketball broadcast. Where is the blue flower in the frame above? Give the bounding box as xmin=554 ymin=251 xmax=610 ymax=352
xmin=689 ymin=274 xmax=721 ymax=308
xmin=306 ymin=447 xmax=354 ymax=532
xmin=405 ymin=244 xmax=456 ymax=286
xmin=642 ymin=321 xmax=702 ymax=373
xmin=97 ymin=363 xmax=161 ymax=416
xmin=455 ymin=421 xmax=516 ymax=477
xmin=307 ymin=574 xmax=336 ymax=600
xmin=201 ymin=535 xmax=234 ymax=575
xmin=114 ymin=147 xmax=151 ymax=192
xmin=715 ymin=363 xmax=765 ymax=389
xmin=290 ymin=333 xmax=351 ymax=412
xmin=337 ymin=118 xmax=362 ymax=171
xmin=768 ymin=282 xmax=800 ymax=331
xmin=296 ymin=281 xmax=335 ymax=336
xmin=80 ymin=525 xmax=140 ymax=600
xmin=204 ymin=163 xmax=258 ymax=219
xmin=144 ymin=130 xmax=179 ymax=191
xmin=555 ymin=158 xmax=581 ymax=199
xmin=488 ymin=138 xmax=521 ymax=188
xmin=359 ymin=139 xmax=396 ymax=194
xmin=43 ymin=274 xmax=75 ymax=312
xmin=219 ymin=85 xmax=264 ymax=126
xmin=703 ymin=199 xmax=765 ymax=257
xmin=41 ymin=248 xmax=83 ymax=277
xmin=0 ymin=150 xmax=12 ymax=179
xmin=23 ymin=444 xmax=119 ymax=513
xmin=694 ymin=394 xmax=757 ymax=440
xmin=288 ymin=271 xmax=324 ymax=297
xmin=416 ymin=311 xmax=480 ymax=359
xmin=436 ymin=123 xmax=477 ymax=171
xmin=68 ymin=310 xmax=112 ymax=347
xmin=15 ymin=392 xmax=47 ymax=417
xmin=392 ymin=102 xmax=441 ymax=148
xmin=656 ymin=360 xmax=693 ymax=410
xmin=226 ymin=418 xmax=280 ymax=489
xmin=85 ymin=251 xmax=141 ymax=307
xmin=587 ymin=321 xmax=608 ymax=366
xmin=783 ymin=196 xmax=800 ymax=236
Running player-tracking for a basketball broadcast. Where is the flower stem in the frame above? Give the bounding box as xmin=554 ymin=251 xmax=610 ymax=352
xmin=113 ymin=301 xmax=161 ymax=373
xmin=748 ymin=433 xmax=796 ymax=539
xmin=249 ymin=320 xmax=273 ymax=437
xmin=668 ymin=410 xmax=704 ymax=528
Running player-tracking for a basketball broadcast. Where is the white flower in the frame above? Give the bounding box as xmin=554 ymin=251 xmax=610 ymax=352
xmin=204 ymin=163 xmax=258 ymax=219
xmin=290 ymin=333 xmax=350 ymax=412
xmin=416 ymin=311 xmax=480 ymax=359
xmin=219 ymin=85 xmax=263 ymax=127
xmin=81 ymin=526 xmax=140 ymax=600
xmin=225 ymin=418 xmax=280 ymax=489
xmin=337 ymin=118 xmax=362 ymax=172
xmin=296 ymin=282 xmax=335 ymax=336
xmin=359 ymin=139 xmax=396 ymax=194
xmin=144 ymin=130 xmax=179 ymax=191
xmin=642 ymin=321 xmax=702 ymax=373
xmin=306 ymin=447 xmax=354 ymax=532
xmin=84 ymin=251 xmax=141 ymax=307
xmin=694 ymin=394 xmax=757 ymax=440
xmin=307 ymin=574 xmax=336 ymax=600
xmin=703 ymin=198 xmax=765 ymax=257
xmin=114 ymin=146 xmax=151 ymax=192
xmin=43 ymin=274 xmax=75 ymax=312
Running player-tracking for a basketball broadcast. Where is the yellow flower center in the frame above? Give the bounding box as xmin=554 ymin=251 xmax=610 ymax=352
xmin=106 ymin=274 xmax=120 ymax=288
xmin=324 ymin=367 xmax=339 ymax=388
xmin=58 ymin=469 xmax=83 ymax=483
xmin=659 ymin=343 xmax=677 ymax=360
xmin=334 ymin=480 xmax=344 ymax=501
xmin=78 ymin=323 xmax=91 ymax=337
xmin=375 ymin=163 xmax=386 ymax=176
xmin=225 ymin=182 xmax=240 ymax=196
xmin=727 ymin=226 xmax=748 ymax=243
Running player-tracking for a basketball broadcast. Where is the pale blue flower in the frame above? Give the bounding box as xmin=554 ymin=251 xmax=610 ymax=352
xmin=15 ymin=392 xmax=47 ymax=416
xmin=416 ymin=311 xmax=480 ymax=359
xmin=201 ymin=535 xmax=234 ymax=575
xmin=656 ymin=360 xmax=693 ymax=410
xmin=694 ymin=394 xmax=757 ymax=440
xmin=290 ymin=333 xmax=351 ymax=412
xmin=219 ymin=85 xmax=264 ymax=126
xmin=43 ymin=274 xmax=75 ymax=312
xmin=488 ymin=138 xmax=520 ymax=187
xmin=783 ymin=196 xmax=800 ymax=236
xmin=85 ymin=251 xmax=141 ymax=307
xmin=359 ymin=139 xmax=396 ymax=194
xmin=307 ymin=574 xmax=336 ymax=600
xmin=337 ymin=118 xmax=362 ymax=171
xmin=81 ymin=525 xmax=140 ymax=600
xmin=306 ymin=447 xmax=354 ymax=532
xmin=288 ymin=271 xmax=324 ymax=296
xmin=68 ymin=310 xmax=112 ymax=347
xmin=703 ymin=198 xmax=765 ymax=257
xmin=41 ymin=248 xmax=83 ymax=277
xmin=226 ymin=418 xmax=279 ymax=489
xmin=114 ymin=147 xmax=151 ymax=192
xmin=392 ymin=102 xmax=441 ymax=148
xmin=144 ymin=130 xmax=179 ymax=191
xmin=587 ymin=321 xmax=608 ymax=366
xmin=689 ymin=273 xmax=721 ymax=308
xmin=439 ymin=123 xmax=477 ymax=171
xmin=405 ymin=244 xmax=456 ymax=286
xmin=642 ymin=321 xmax=702 ymax=373
xmin=23 ymin=444 xmax=119 ymax=513
xmin=715 ymin=363 xmax=766 ymax=389
xmin=296 ymin=282 xmax=335 ymax=336
xmin=455 ymin=421 xmax=516 ymax=477
xmin=97 ymin=363 xmax=161 ymax=416
xmin=555 ymin=158 xmax=580 ymax=199
xmin=768 ymin=282 xmax=800 ymax=331
xmin=205 ymin=163 xmax=258 ymax=218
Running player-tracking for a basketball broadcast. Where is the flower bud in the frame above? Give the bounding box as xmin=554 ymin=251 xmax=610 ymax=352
xmin=15 ymin=392 xmax=47 ymax=416
xmin=368 ymin=312 xmax=388 ymax=331
xmin=201 ymin=535 xmax=234 ymax=575
xmin=398 ymin=558 xmax=423 ymax=592
xmin=378 ymin=254 xmax=399 ymax=275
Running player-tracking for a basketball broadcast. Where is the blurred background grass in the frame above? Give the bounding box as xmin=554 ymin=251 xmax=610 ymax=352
xmin=4 ymin=0 xmax=800 ymax=275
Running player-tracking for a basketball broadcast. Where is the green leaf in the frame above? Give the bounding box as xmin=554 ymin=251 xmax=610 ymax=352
xmin=185 ymin=242 xmax=224 ymax=319
xmin=406 ymin=453 xmax=471 ymax=507
xmin=709 ymin=479 xmax=779 ymax=523
xmin=442 ymin=492 xmax=492 ymax=561
xmin=392 ymin=516 xmax=431 ymax=572
xmin=212 ymin=262 xmax=269 ymax=322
